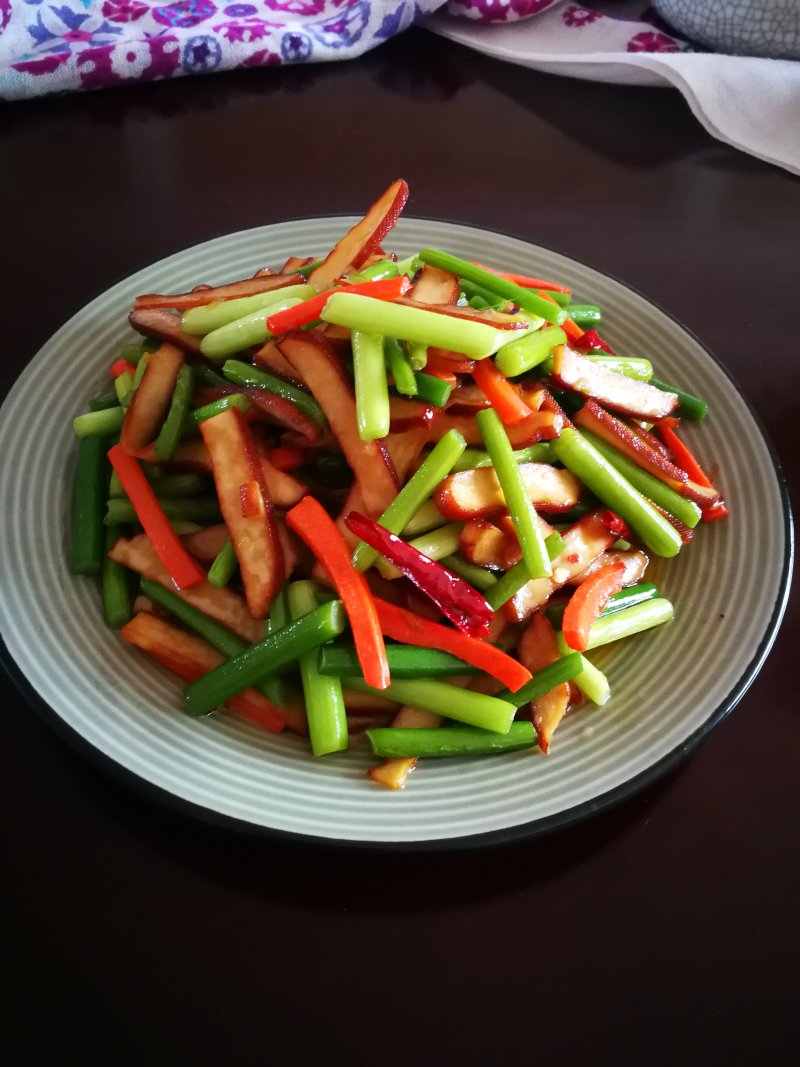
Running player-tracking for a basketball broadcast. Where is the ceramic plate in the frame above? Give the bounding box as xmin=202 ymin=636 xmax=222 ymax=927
xmin=0 ymin=218 xmax=792 ymax=846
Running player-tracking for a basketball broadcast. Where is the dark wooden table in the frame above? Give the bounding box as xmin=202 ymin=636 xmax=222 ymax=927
xmin=3 ymin=29 xmax=797 ymax=1065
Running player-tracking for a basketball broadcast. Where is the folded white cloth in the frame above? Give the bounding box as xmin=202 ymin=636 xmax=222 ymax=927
xmin=426 ymin=2 xmax=800 ymax=176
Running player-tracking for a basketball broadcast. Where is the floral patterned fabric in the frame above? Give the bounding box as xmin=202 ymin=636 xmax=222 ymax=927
xmin=0 ymin=0 xmax=692 ymax=99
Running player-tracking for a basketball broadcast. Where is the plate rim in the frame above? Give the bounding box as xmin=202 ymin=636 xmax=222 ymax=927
xmin=1 ymin=215 xmax=794 ymax=851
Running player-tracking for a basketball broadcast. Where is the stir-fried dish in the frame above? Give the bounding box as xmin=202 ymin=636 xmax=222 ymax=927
xmin=70 ymin=180 xmax=727 ymax=789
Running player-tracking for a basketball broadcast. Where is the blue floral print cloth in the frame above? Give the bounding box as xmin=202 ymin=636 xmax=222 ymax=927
xmin=1 ymin=0 xmax=687 ymax=99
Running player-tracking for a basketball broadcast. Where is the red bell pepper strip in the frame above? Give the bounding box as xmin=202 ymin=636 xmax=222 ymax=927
xmin=561 ymin=318 xmax=586 ymax=345
xmin=286 ymin=496 xmax=389 ymax=690
xmin=562 ymin=563 xmax=626 ymax=652
xmin=107 ymin=444 xmax=204 ymax=590
xmin=657 ymin=416 xmax=708 ymax=480
xmin=373 ymin=597 xmax=532 ymax=693
xmin=344 ymin=512 xmax=494 ymax=638
xmin=468 ymin=261 xmax=571 ymax=295
xmin=266 ymin=275 xmax=412 ymax=334
xmin=472 ymin=360 xmax=534 ymax=426
xmin=540 ymin=287 xmax=583 ymax=347
xmin=268 ymin=446 xmax=306 ymax=472
xmin=655 ymin=418 xmax=729 ymax=521
xmin=535 ymin=288 xmax=581 ymax=340
xmin=111 ymin=358 xmax=137 ymax=378
xmin=577 ymin=328 xmax=615 ymax=354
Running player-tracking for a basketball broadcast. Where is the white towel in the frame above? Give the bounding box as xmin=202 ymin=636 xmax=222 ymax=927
xmin=426 ymin=2 xmax=800 ymax=176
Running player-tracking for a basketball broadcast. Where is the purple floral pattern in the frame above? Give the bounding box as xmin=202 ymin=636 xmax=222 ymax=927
xmin=264 ymin=0 xmax=326 ymax=14
xmin=239 ymin=44 xmax=280 ymax=65
xmin=181 ymin=31 xmax=222 ymax=67
xmin=152 ymin=0 xmax=218 ymax=29
xmin=446 ymin=0 xmax=558 ymax=24
xmin=562 ymin=4 xmax=601 ymax=28
xmin=75 ymin=33 xmax=181 ymax=88
xmin=307 ymin=0 xmax=369 ymax=48
xmin=25 ymin=6 xmax=124 ymax=51
xmin=12 ymin=51 xmax=72 ymax=74
xmin=212 ymin=18 xmax=278 ymax=42
xmin=1 ymin=1 xmax=694 ymax=100
xmin=101 ymin=0 xmax=150 ymax=22
xmin=627 ymin=29 xmax=681 ymax=52
xmin=280 ymin=27 xmax=311 ymax=58
xmin=375 ymin=0 xmax=406 ymax=39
